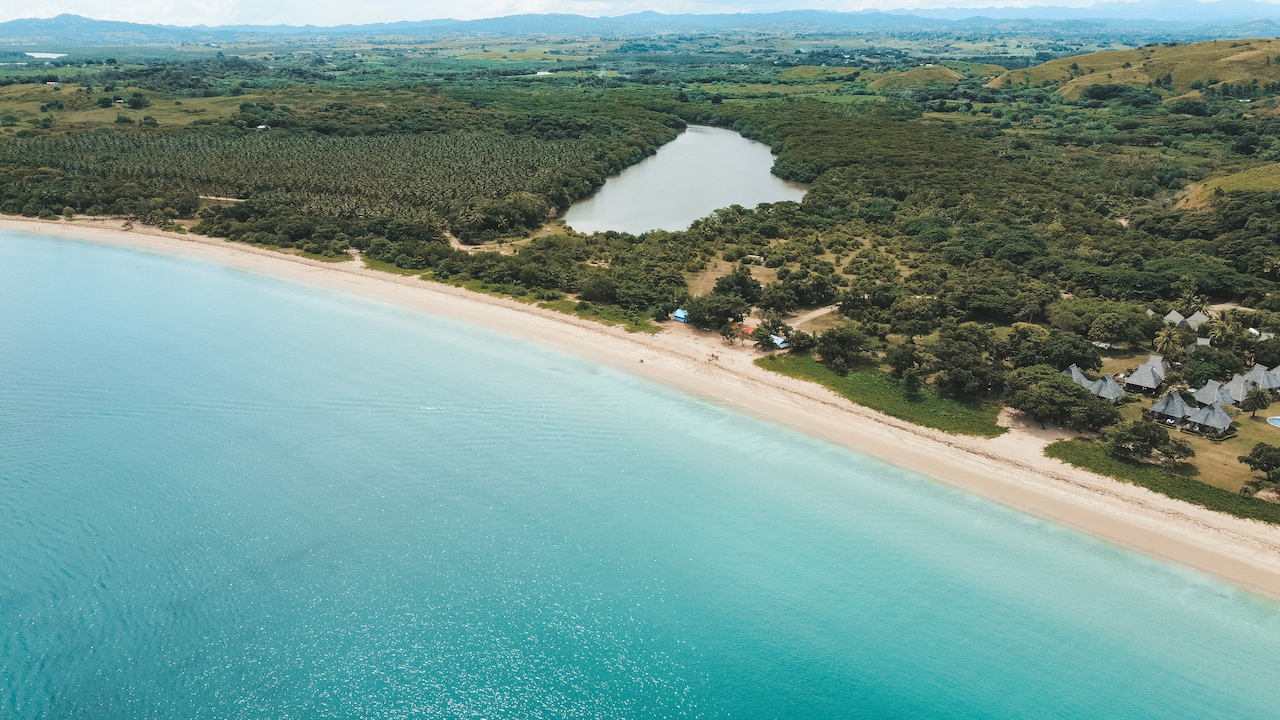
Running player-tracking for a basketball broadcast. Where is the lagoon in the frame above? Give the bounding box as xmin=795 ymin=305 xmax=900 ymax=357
xmin=4 ymin=230 xmax=1280 ymax=718
xmin=563 ymin=125 xmax=808 ymax=235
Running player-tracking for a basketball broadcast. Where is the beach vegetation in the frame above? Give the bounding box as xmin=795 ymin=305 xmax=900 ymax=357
xmin=1048 ymin=439 xmax=1280 ymax=524
xmin=1004 ymin=364 xmax=1120 ymax=431
xmin=1238 ymin=442 xmax=1280 ymax=484
xmin=1104 ymin=420 xmax=1196 ymax=465
xmin=757 ymin=353 xmax=1006 ymax=437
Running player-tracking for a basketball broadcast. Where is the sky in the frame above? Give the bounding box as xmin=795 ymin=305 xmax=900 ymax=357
xmin=0 ymin=0 xmax=1165 ymax=28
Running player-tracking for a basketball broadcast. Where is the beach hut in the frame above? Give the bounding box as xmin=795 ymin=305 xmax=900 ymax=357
xmin=1221 ymin=375 xmax=1259 ymax=405
xmin=1193 ymin=379 xmax=1234 ymax=407
xmin=1063 ymin=364 xmax=1089 ymax=385
xmin=1125 ymin=355 xmax=1169 ymax=392
xmin=1144 ymin=355 xmax=1167 ymax=381
xmin=1095 ymin=375 xmax=1125 ymax=404
xmin=1164 ymin=309 xmax=1186 ymax=326
xmin=1242 ymin=364 xmax=1280 ymax=391
xmin=1183 ymin=310 xmax=1212 ymax=331
xmin=673 ymin=309 xmax=688 ymax=323
xmin=1150 ymin=391 xmax=1193 ymax=423
xmin=1063 ymin=364 xmax=1102 ymax=395
xmin=1186 ymin=403 xmax=1233 ymax=434
xmin=1125 ymin=364 xmax=1162 ymax=392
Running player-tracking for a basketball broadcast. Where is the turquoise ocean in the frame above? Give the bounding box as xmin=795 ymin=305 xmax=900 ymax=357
xmin=3 ymin=230 xmax=1280 ymax=719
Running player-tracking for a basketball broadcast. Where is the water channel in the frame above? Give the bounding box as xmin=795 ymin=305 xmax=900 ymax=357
xmin=562 ymin=125 xmax=809 ymax=235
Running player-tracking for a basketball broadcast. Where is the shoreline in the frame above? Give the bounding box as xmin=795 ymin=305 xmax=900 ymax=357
xmin=7 ymin=216 xmax=1280 ymax=601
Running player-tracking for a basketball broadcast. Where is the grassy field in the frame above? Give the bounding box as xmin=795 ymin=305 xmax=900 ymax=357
xmin=867 ymin=66 xmax=964 ymax=90
xmin=756 ymin=353 xmax=1006 ymax=437
xmin=987 ymin=38 xmax=1280 ymax=99
xmin=1046 ymin=439 xmax=1280 ymax=524
xmin=1115 ymin=394 xmax=1280 ymax=492
xmin=534 ymin=298 xmax=661 ymax=334
xmin=1180 ymin=163 xmax=1280 ymax=208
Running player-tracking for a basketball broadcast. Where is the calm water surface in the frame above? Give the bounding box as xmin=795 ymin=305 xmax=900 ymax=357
xmin=563 ymin=125 xmax=808 ymax=235
xmin=4 ymin=230 xmax=1280 ymax=719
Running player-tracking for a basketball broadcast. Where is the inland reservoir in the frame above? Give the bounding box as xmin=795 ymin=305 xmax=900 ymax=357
xmin=562 ymin=125 xmax=808 ymax=235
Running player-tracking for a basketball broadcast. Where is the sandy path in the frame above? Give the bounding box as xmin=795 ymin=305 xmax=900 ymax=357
xmin=7 ymin=216 xmax=1280 ymax=600
xmin=790 ymin=304 xmax=836 ymax=326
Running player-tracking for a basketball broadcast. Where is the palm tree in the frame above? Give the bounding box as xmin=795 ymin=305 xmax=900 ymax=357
xmin=1207 ymin=321 xmax=1230 ymax=347
xmin=1153 ymin=326 xmax=1181 ymax=358
xmin=1242 ymin=382 xmax=1272 ymax=417
xmin=1179 ymin=292 xmax=1209 ymax=316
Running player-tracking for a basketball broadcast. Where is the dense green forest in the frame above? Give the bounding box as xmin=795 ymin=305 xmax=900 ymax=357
xmin=9 ymin=34 xmax=1280 ymax=507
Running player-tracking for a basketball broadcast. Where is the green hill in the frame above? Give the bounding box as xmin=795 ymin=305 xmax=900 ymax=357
xmin=868 ymin=65 xmax=964 ymax=91
xmin=987 ymin=39 xmax=1280 ymax=100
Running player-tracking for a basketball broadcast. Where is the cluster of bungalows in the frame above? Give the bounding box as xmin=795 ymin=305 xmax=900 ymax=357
xmin=1062 ymin=353 xmax=1239 ymax=435
xmin=1056 ymin=309 xmax=1278 ymax=437
xmin=1160 ymin=309 xmax=1212 ymax=331
xmin=1063 ymin=354 xmax=1169 ymax=401
xmin=1143 ymin=362 xmax=1280 ymax=436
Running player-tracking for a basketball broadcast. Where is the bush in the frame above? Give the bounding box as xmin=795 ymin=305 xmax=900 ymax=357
xmin=1048 ymin=440 xmax=1280 ymax=524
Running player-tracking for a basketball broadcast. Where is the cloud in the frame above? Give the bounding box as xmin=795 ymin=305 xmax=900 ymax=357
xmin=4 ymin=0 xmax=1273 ymax=27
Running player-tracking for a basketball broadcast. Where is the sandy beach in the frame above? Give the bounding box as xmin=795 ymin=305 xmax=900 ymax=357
xmin=8 ymin=215 xmax=1280 ymax=601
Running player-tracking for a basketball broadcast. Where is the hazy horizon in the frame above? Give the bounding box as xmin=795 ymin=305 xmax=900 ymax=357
xmin=6 ymin=0 xmax=1274 ymax=30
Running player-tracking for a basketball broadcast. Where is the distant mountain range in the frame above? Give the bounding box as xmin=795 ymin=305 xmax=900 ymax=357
xmin=3 ymin=2 xmax=1280 ymax=47
xmin=904 ymin=0 xmax=1280 ymax=22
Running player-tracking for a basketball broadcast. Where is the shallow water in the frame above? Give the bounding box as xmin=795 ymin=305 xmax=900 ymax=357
xmin=562 ymin=125 xmax=808 ymax=235
xmin=4 ymin=230 xmax=1280 ymax=719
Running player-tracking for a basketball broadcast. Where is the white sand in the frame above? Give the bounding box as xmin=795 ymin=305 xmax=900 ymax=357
xmin=9 ymin=216 xmax=1280 ymax=600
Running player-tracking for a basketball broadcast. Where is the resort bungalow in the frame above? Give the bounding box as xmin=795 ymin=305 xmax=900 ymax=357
xmin=673 ymin=309 xmax=689 ymax=323
xmin=1242 ymin=363 xmax=1280 ymax=391
xmin=1164 ymin=309 xmax=1186 ymax=326
xmin=1124 ymin=355 xmax=1167 ymax=393
xmin=1094 ymin=375 xmax=1125 ymax=404
xmin=1062 ymin=364 xmax=1124 ymax=404
xmin=1193 ymin=379 xmax=1235 ymax=407
xmin=1186 ymin=403 xmax=1233 ymax=434
xmin=1222 ymin=375 xmax=1250 ymax=406
xmin=1182 ymin=310 xmax=1212 ymax=331
xmin=1149 ymin=390 xmax=1193 ymax=424
xmin=1064 ymin=364 xmax=1091 ymax=386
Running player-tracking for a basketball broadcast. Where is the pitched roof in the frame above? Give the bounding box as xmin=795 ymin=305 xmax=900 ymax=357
xmin=1183 ymin=310 xmax=1212 ymax=330
xmin=1150 ymin=391 xmax=1193 ymax=419
xmin=1063 ymin=364 xmax=1090 ymax=386
xmin=1193 ymin=379 xmax=1231 ymax=406
xmin=1187 ymin=403 xmax=1233 ymax=432
xmin=1095 ymin=375 xmax=1125 ymax=402
xmin=1222 ymin=375 xmax=1252 ymax=404
xmin=1125 ymin=364 xmax=1162 ymax=390
xmin=1243 ymin=364 xmax=1280 ymax=390
xmin=1143 ymin=356 xmax=1167 ymax=381
xmin=1164 ymin=309 xmax=1186 ymax=325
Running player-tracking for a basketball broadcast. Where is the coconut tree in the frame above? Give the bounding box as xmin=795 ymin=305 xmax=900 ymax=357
xmin=1179 ymin=292 xmax=1209 ymax=317
xmin=1242 ymin=382 xmax=1272 ymax=417
xmin=1153 ymin=326 xmax=1182 ymax=359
